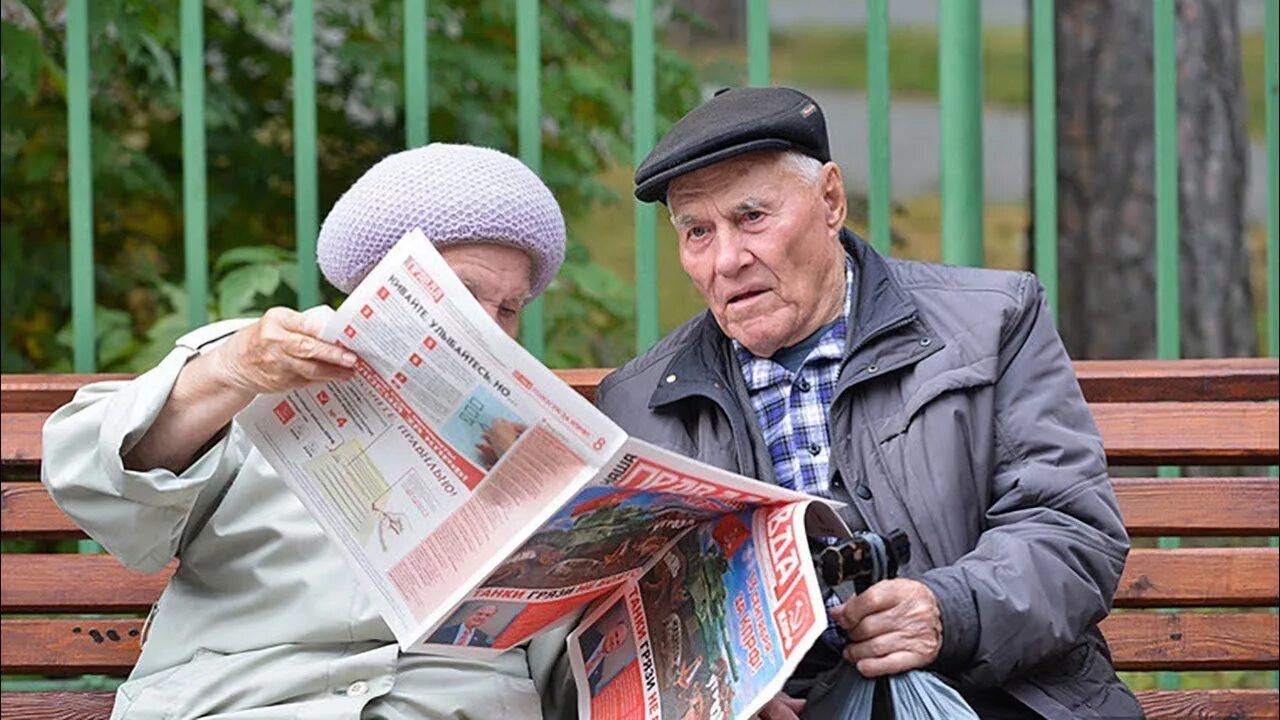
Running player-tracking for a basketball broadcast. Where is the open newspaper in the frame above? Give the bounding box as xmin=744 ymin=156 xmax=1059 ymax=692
xmin=239 ymin=229 xmax=854 ymax=720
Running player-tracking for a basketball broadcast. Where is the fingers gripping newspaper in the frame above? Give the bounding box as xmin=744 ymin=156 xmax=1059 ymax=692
xmin=239 ymin=229 xmax=854 ymax=720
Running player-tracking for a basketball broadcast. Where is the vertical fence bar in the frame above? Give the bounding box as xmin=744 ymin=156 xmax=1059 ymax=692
xmin=866 ymin=0 xmax=892 ymax=256
xmin=66 ymin=0 xmax=103 ymax=560
xmin=66 ymin=0 xmax=95 ymax=372
xmin=181 ymin=0 xmax=208 ymax=328
xmin=1153 ymin=0 xmax=1181 ymax=693
xmin=632 ymin=0 xmax=658 ymax=352
xmin=293 ymin=0 xmax=319 ymax=307
xmin=938 ymin=0 xmax=985 ymax=267
xmin=1032 ymin=0 xmax=1058 ymax=316
xmin=404 ymin=0 xmax=429 ymax=148
xmin=517 ymin=0 xmax=545 ymax=358
xmin=1266 ymin=0 xmax=1279 ymax=691
xmin=746 ymin=0 xmax=770 ymax=86
xmin=1268 ymin=0 xmax=1278 ymax=360
xmin=1154 ymin=0 xmax=1179 ymax=362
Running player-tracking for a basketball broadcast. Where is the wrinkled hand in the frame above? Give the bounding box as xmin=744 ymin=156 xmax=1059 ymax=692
xmin=475 ymin=418 xmax=528 ymax=467
xmin=830 ymin=578 xmax=942 ymax=677
xmin=751 ymin=692 xmax=805 ymax=720
xmin=210 ymin=307 xmax=356 ymax=398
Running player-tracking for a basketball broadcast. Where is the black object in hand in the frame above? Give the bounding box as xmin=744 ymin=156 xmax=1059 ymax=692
xmin=814 ymin=529 xmax=911 ymax=594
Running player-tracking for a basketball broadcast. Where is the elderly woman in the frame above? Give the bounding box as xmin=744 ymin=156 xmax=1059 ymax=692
xmin=42 ymin=144 xmax=575 ymax=720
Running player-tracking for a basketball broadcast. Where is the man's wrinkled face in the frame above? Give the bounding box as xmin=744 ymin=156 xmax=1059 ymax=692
xmin=439 ymin=243 xmax=533 ymax=338
xmin=667 ymin=152 xmax=848 ymax=357
xmin=466 ymin=604 xmax=499 ymax=629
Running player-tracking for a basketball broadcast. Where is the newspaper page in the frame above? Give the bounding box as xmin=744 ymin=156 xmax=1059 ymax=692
xmin=444 ymin=438 xmax=828 ymax=653
xmin=238 ymin=228 xmax=848 ymax=715
xmin=239 ymin=229 xmax=627 ymax=649
xmin=566 ymin=500 xmax=835 ymax=720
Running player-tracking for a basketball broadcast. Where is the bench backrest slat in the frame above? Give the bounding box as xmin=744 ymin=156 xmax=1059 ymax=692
xmin=1090 ymin=402 xmax=1279 ymax=465
xmin=8 ymin=478 xmax=1277 ymax=539
xmin=0 ymin=555 xmax=174 ymax=613
xmin=1101 ymin=612 xmax=1280 ymax=671
xmin=1113 ymin=477 xmax=1280 ymax=536
xmin=7 ymin=403 xmax=1277 ymax=473
xmin=4 ymin=611 xmax=1273 ymax=676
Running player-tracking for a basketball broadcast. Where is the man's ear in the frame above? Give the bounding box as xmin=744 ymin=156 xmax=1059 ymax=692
xmin=819 ymin=162 xmax=847 ymax=231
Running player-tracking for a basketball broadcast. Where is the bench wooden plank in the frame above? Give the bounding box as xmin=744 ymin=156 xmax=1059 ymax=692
xmin=11 ymin=477 xmax=1277 ymax=540
xmin=6 ymin=360 xmax=1275 ymax=410
xmin=1074 ymin=358 xmax=1280 ymax=403
xmin=1114 ymin=477 xmax=1280 ymax=536
xmin=5 ymin=613 xmax=1274 ymax=675
xmin=1 ymin=482 xmax=83 ymax=539
xmin=0 ymin=692 xmax=116 ymax=720
xmin=1135 ymin=689 xmax=1280 ymax=720
xmin=10 ymin=402 xmax=1277 ymax=473
xmin=1 ymin=619 xmax=144 ymax=675
xmin=1092 ymin=402 xmax=1280 ymax=465
xmin=5 ymin=546 xmax=1273 ymax=612
xmin=0 ymin=692 xmax=1267 ymax=720
xmin=1115 ymin=548 xmax=1280 ymax=607
xmin=0 ymin=556 xmax=173 ymax=613
xmin=1102 ymin=612 xmax=1280 ymax=671
xmin=0 ymin=690 xmax=1269 ymax=720
xmin=1 ymin=412 xmax=46 ymax=476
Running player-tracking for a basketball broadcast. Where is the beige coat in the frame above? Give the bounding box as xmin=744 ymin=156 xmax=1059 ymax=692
xmin=42 ymin=323 xmax=575 ymax=720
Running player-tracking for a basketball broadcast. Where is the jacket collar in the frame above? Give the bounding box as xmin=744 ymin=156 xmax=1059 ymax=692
xmin=649 ymin=228 xmax=923 ymax=410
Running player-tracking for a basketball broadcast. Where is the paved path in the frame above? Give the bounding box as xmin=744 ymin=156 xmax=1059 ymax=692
xmin=804 ymin=87 xmax=1271 ymax=222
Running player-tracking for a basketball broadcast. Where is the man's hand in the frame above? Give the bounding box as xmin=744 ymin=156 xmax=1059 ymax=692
xmin=211 ymin=307 xmax=357 ymax=398
xmin=830 ymin=578 xmax=942 ymax=677
xmin=751 ymin=692 xmax=805 ymax=720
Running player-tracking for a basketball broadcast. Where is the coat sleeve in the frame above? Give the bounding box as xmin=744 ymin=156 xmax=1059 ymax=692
xmin=528 ymin=611 xmax=582 ymax=720
xmin=918 ymin=274 xmax=1130 ymax=687
xmin=40 ymin=346 xmax=247 ymax=574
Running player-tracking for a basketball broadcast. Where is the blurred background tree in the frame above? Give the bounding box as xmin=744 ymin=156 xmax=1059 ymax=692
xmin=1055 ymin=0 xmax=1255 ymax=359
xmin=0 ymin=0 xmax=701 ymax=371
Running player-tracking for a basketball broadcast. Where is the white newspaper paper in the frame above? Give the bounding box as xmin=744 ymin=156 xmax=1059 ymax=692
xmin=239 ymin=229 xmax=852 ymax=719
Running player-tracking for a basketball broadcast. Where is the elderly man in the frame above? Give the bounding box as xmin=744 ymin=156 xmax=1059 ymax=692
xmin=595 ymin=87 xmax=1141 ymax=719
xmin=43 ymin=144 xmax=575 ymax=720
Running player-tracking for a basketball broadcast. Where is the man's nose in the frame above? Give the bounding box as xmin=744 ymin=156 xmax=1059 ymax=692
xmin=713 ymin=229 xmax=752 ymax=277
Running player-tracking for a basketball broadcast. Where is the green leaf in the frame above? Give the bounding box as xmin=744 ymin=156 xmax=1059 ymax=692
xmin=139 ymin=32 xmax=178 ymax=90
xmin=98 ymin=326 xmax=137 ymax=368
xmin=218 ymin=264 xmax=281 ymax=318
xmin=215 ymin=245 xmax=289 ymax=271
xmin=1 ymin=22 xmax=45 ymax=101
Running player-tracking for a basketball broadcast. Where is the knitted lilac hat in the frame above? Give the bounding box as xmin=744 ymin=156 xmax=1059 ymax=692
xmin=317 ymin=143 xmax=566 ymax=296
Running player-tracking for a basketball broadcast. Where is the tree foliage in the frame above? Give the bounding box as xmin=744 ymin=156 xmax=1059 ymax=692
xmin=0 ymin=0 xmax=701 ymax=370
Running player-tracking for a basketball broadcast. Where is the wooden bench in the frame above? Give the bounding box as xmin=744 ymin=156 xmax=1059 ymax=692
xmin=2 ymin=360 xmax=1278 ymax=719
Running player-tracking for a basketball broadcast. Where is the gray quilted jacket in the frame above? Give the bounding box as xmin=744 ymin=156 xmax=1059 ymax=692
xmin=595 ymin=230 xmax=1142 ymax=719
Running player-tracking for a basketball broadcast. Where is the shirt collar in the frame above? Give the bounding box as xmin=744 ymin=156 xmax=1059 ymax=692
xmin=733 ymin=257 xmax=854 ymax=390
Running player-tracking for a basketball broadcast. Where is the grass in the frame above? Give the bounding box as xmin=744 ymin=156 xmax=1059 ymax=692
xmin=687 ymin=26 xmax=1269 ymax=140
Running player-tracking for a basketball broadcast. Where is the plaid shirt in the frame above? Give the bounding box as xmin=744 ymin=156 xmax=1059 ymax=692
xmin=734 ymin=259 xmax=854 ymax=647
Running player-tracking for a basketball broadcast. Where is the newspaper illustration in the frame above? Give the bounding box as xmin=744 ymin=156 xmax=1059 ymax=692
xmin=238 ymin=228 xmax=852 ymax=719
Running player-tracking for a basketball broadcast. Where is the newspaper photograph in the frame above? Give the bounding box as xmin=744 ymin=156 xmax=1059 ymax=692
xmin=567 ymin=502 xmax=830 ymax=720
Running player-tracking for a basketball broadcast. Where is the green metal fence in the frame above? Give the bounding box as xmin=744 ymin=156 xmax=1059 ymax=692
xmin=60 ymin=0 xmax=1280 ymax=367
xmin=39 ymin=0 xmax=1280 ymax=694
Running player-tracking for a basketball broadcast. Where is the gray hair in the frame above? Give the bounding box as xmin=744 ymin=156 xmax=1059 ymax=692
xmin=777 ymin=150 xmax=823 ymax=186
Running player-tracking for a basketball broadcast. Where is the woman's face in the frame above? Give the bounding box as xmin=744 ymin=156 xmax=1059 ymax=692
xmin=439 ymin=243 xmax=534 ymax=338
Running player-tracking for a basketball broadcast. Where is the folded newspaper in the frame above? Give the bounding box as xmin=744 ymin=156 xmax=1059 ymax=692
xmin=240 ymin=229 xmax=856 ymax=720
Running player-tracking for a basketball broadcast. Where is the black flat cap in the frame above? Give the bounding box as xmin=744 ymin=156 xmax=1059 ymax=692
xmin=634 ymin=87 xmax=830 ymax=203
